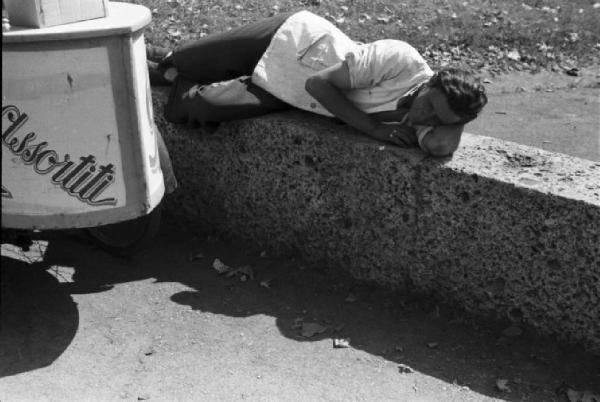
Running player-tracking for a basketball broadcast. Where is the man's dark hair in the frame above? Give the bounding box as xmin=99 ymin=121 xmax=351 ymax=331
xmin=428 ymin=68 xmax=488 ymax=123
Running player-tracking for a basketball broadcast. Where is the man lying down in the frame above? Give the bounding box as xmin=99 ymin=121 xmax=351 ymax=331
xmin=147 ymin=10 xmax=488 ymax=157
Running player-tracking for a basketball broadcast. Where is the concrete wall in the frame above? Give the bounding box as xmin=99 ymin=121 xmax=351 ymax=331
xmin=152 ymin=89 xmax=600 ymax=353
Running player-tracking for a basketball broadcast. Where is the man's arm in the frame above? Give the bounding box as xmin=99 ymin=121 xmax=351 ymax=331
xmin=305 ymin=61 xmax=411 ymax=145
xmin=420 ymin=124 xmax=464 ymax=157
xmin=305 ymin=61 xmax=377 ymax=133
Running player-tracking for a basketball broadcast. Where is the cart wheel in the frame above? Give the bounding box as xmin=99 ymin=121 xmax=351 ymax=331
xmin=86 ymin=204 xmax=162 ymax=257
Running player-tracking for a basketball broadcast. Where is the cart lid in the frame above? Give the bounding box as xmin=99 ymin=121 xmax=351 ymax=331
xmin=2 ymin=2 xmax=151 ymax=43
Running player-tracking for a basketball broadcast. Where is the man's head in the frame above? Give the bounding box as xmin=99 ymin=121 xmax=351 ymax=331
xmin=407 ymin=68 xmax=487 ymax=126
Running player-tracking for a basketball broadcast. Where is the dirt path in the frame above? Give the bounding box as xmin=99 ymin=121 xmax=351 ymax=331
xmin=2 ymin=216 xmax=599 ymax=402
xmin=468 ymin=68 xmax=599 ymax=161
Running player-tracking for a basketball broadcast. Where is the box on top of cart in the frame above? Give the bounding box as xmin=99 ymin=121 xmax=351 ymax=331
xmin=4 ymin=0 xmax=110 ymax=28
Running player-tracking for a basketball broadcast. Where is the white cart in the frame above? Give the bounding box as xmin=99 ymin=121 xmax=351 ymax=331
xmin=2 ymin=2 xmax=166 ymax=254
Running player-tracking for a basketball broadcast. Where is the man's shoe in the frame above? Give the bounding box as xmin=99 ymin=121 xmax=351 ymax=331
xmin=147 ymin=60 xmax=173 ymax=87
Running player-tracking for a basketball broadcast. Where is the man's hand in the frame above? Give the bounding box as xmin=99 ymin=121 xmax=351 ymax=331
xmin=419 ymin=124 xmax=464 ymax=156
xmin=305 ymin=63 xmax=418 ymax=149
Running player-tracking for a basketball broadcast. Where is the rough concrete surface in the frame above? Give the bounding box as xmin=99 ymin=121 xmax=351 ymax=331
xmin=152 ymin=89 xmax=600 ymax=353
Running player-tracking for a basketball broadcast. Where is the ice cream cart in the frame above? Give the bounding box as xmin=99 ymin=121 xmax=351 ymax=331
xmin=2 ymin=2 xmax=169 ymax=254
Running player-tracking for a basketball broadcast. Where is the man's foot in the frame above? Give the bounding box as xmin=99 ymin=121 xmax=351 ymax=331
xmin=147 ymin=60 xmax=173 ymax=87
xmin=146 ymin=44 xmax=178 ymax=86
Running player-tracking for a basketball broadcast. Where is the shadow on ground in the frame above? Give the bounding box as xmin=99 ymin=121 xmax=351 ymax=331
xmin=1 ymin=215 xmax=599 ymax=400
xmin=0 ymin=256 xmax=79 ymax=377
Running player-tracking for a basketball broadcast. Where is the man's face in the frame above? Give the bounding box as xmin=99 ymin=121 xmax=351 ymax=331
xmin=407 ymin=87 xmax=462 ymax=126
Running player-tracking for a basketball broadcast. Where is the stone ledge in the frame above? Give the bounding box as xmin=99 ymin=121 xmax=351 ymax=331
xmin=152 ymin=88 xmax=600 ymax=353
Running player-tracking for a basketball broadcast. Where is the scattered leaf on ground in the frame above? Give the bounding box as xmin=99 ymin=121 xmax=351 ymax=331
xmin=260 ymin=280 xmax=272 ymax=289
xmin=427 ymin=342 xmax=439 ymax=348
xmin=225 ymin=265 xmax=254 ymax=281
xmin=345 ymin=293 xmax=357 ymax=302
xmin=189 ymin=252 xmax=204 ymax=261
xmin=567 ymin=389 xmax=600 ymax=402
xmin=567 ymin=33 xmax=579 ymax=43
xmin=167 ymin=28 xmax=181 ymax=38
xmin=300 ymin=322 xmax=328 ymax=338
xmin=398 ymin=364 xmax=414 ymax=374
xmin=507 ymin=49 xmax=521 ymax=61
xmin=333 ymin=338 xmax=351 ymax=348
xmin=212 ymin=258 xmax=230 ymax=274
xmin=496 ymin=378 xmax=511 ymax=392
